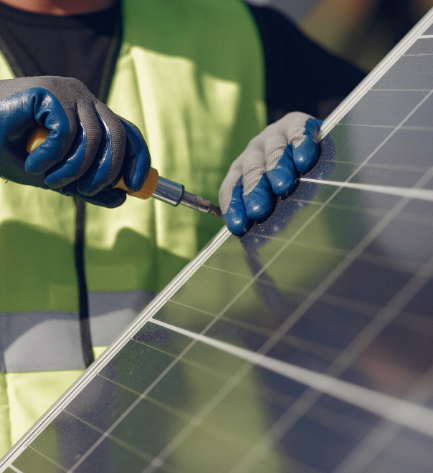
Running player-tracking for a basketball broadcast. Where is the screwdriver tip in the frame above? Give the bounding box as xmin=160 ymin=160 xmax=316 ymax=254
xmin=209 ymin=205 xmax=222 ymax=218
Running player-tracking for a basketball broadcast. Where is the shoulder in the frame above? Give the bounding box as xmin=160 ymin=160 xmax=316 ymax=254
xmin=245 ymin=4 xmax=366 ymax=120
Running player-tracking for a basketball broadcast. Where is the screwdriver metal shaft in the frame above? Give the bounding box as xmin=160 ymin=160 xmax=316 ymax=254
xmin=151 ymin=176 xmax=222 ymax=217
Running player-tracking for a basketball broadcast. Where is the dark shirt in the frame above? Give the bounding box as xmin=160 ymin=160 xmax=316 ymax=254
xmin=247 ymin=5 xmax=365 ymax=121
xmin=0 ymin=1 xmax=364 ymax=118
xmin=0 ymin=0 xmax=121 ymax=101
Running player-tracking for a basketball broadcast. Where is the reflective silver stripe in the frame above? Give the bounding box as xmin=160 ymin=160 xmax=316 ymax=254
xmin=0 ymin=312 xmax=84 ymax=372
xmin=88 ymin=290 xmax=155 ymax=346
xmin=0 ymin=290 xmax=155 ymax=373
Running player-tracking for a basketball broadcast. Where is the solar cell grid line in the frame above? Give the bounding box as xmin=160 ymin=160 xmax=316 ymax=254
xmin=7 ymin=467 xmax=20 ymax=473
xmin=147 ymin=314 xmax=433 ymax=435
xmin=299 ymin=178 xmax=433 ymax=202
xmin=332 ymin=363 xmax=433 ymax=473
xmin=2 ymin=7 xmax=433 ymax=473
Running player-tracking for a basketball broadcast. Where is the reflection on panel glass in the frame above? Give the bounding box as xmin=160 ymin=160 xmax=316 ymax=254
xmin=3 ymin=11 xmax=433 ymax=473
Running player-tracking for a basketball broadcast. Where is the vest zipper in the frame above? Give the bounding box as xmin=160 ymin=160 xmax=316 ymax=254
xmin=74 ymin=198 xmax=94 ymax=368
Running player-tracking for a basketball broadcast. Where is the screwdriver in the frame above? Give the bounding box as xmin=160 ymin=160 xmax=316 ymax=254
xmin=26 ymin=127 xmax=222 ymax=217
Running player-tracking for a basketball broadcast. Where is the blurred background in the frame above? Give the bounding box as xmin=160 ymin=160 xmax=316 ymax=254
xmin=247 ymin=0 xmax=433 ymax=72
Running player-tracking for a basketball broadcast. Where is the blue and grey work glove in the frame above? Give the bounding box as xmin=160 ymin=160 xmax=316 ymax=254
xmin=0 ymin=76 xmax=150 ymax=207
xmin=219 ymin=112 xmax=322 ymax=235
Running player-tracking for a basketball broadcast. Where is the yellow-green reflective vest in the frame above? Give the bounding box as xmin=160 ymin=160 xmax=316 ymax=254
xmin=0 ymin=0 xmax=268 ymax=458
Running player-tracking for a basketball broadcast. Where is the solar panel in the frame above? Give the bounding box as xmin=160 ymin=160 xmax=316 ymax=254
xmin=2 ymin=8 xmax=433 ymax=473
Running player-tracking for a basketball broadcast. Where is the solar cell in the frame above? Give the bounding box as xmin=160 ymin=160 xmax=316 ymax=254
xmin=2 ymin=7 xmax=433 ymax=473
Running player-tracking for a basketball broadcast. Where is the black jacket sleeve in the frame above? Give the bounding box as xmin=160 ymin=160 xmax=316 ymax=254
xmin=246 ymin=5 xmax=366 ymax=123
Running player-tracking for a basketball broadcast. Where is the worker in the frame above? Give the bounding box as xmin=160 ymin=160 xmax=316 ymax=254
xmin=0 ymin=0 xmax=364 ymax=458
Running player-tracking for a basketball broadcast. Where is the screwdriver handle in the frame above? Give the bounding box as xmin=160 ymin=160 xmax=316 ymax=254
xmin=26 ymin=126 xmax=159 ymax=200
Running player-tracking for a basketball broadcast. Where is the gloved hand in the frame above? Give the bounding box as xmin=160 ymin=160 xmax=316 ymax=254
xmin=219 ymin=112 xmax=322 ymax=235
xmin=0 ymin=76 xmax=150 ymax=207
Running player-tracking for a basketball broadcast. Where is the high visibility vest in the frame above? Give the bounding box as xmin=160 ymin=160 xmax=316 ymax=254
xmin=0 ymin=0 xmax=266 ymax=457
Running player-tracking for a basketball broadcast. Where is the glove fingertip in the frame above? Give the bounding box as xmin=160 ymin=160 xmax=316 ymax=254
xmin=293 ymin=117 xmax=322 ymax=174
xmin=222 ymin=184 xmax=252 ymax=236
xmin=44 ymin=126 xmax=88 ymax=188
xmin=267 ymin=147 xmax=297 ymax=196
xmin=223 ymin=209 xmax=252 ymax=236
xmin=243 ymin=175 xmax=274 ymax=221
xmin=293 ymin=139 xmax=319 ymax=174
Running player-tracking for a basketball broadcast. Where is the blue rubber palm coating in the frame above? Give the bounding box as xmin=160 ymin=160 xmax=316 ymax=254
xmin=45 ymin=117 xmax=151 ymax=196
xmin=78 ymin=116 xmax=115 ymax=195
xmin=0 ymin=88 xmax=70 ymax=177
xmin=45 ymin=123 xmax=87 ymax=187
xmin=25 ymin=90 xmax=71 ymax=174
xmin=78 ymin=119 xmax=151 ymax=195
xmin=121 ymin=120 xmax=151 ymax=192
